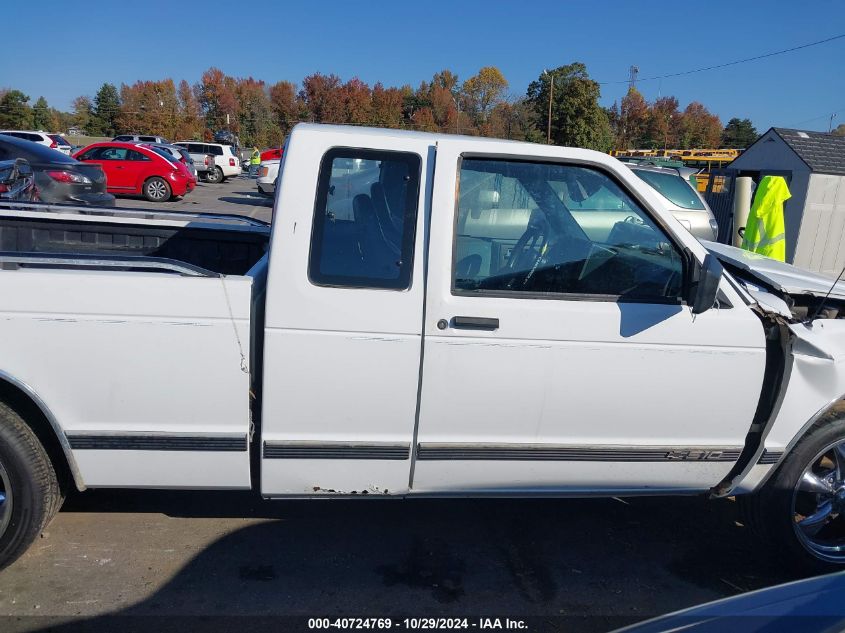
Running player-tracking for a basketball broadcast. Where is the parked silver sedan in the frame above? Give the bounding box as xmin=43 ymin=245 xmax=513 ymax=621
xmin=627 ymin=163 xmax=718 ymax=241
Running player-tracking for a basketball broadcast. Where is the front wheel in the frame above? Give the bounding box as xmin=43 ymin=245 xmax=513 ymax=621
xmin=0 ymin=401 xmax=61 ymax=570
xmin=743 ymin=413 xmax=845 ymax=571
xmin=143 ymin=177 xmax=172 ymax=202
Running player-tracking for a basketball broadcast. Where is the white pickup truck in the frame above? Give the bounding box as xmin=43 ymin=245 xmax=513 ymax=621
xmin=1 ymin=124 xmax=845 ymax=571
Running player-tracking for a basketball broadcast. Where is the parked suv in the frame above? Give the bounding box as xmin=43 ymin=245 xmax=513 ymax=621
xmin=0 ymin=130 xmax=72 ymax=155
xmin=113 ymin=134 xmax=170 ymax=145
xmin=174 ymin=141 xmax=240 ymax=183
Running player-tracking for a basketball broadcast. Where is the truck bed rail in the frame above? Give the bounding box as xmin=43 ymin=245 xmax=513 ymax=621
xmin=0 ymin=200 xmax=270 ymax=229
xmin=0 ymin=250 xmax=218 ymax=277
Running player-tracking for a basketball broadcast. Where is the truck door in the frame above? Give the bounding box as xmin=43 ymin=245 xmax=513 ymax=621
xmin=260 ymin=135 xmax=432 ymax=496
xmin=412 ymin=140 xmax=768 ymax=494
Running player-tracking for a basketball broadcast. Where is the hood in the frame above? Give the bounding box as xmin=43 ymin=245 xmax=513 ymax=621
xmin=703 ymin=240 xmax=845 ymax=300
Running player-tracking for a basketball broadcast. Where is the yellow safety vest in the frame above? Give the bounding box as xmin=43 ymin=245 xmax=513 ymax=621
xmin=741 ymin=175 xmax=790 ymax=262
xmin=250 ymin=149 xmax=260 ymax=165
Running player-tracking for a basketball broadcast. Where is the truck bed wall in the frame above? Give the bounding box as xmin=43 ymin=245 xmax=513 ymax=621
xmin=0 ymin=268 xmax=255 ymax=489
xmin=0 ymin=215 xmax=268 ymax=275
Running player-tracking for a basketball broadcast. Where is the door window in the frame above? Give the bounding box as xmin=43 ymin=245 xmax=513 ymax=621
xmin=309 ymin=148 xmax=421 ymax=289
xmin=127 ymin=149 xmax=151 ymax=161
xmin=453 ymin=159 xmax=683 ymax=301
xmin=98 ymin=147 xmax=129 ymax=161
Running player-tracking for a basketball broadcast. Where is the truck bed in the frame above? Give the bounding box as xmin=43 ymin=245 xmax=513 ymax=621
xmin=0 ymin=202 xmax=270 ymax=276
xmin=0 ymin=202 xmax=268 ymax=489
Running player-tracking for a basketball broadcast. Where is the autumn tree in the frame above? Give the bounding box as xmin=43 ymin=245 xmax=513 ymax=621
xmin=721 ymin=118 xmax=758 ymax=148
xmin=462 ymin=66 xmax=508 ymax=123
xmin=341 ymin=78 xmax=372 ymax=125
xmin=647 ymin=96 xmax=681 ymax=149
xmin=833 ymin=124 xmax=845 ymax=137
xmin=678 ymin=102 xmax=721 ymax=148
xmin=269 ymin=80 xmax=300 ymax=134
xmin=526 ymin=62 xmax=612 ymax=151
xmin=176 ymin=80 xmax=203 ymax=139
xmin=235 ymin=77 xmax=280 ymax=147
xmin=198 ymin=67 xmax=238 ymax=133
xmin=117 ymin=80 xmax=178 ymax=138
xmin=0 ymin=90 xmax=32 ymax=129
xmin=615 ymin=87 xmax=649 ymax=149
xmin=299 ymin=73 xmax=345 ymax=123
xmin=431 ymin=69 xmax=459 ymax=93
xmin=370 ymin=83 xmax=404 ymax=128
xmin=411 ymin=107 xmax=438 ymax=132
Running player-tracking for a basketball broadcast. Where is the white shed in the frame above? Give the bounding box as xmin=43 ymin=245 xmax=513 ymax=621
xmin=728 ymin=128 xmax=845 ymax=276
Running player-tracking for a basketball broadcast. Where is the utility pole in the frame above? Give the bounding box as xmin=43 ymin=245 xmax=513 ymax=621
xmin=544 ymin=69 xmax=554 ymax=144
xmin=830 ymin=113 xmax=837 ymax=133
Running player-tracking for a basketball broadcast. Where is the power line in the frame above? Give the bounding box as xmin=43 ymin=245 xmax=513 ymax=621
xmin=788 ymin=105 xmax=845 ymax=128
xmin=598 ymin=33 xmax=845 ymax=85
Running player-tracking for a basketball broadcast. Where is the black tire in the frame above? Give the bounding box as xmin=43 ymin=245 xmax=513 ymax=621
xmin=143 ymin=177 xmax=172 ymax=203
xmin=205 ymin=166 xmax=223 ymax=184
xmin=0 ymin=401 xmax=61 ymax=570
xmin=740 ymin=412 xmax=845 ymax=572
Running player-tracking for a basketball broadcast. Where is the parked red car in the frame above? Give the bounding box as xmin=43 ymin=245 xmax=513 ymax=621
xmin=73 ymin=142 xmax=195 ymax=202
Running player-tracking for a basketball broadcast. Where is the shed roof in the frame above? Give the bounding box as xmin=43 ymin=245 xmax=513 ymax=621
xmin=772 ymin=128 xmax=845 ymax=176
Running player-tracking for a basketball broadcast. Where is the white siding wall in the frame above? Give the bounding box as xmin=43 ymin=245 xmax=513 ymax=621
xmin=794 ymin=174 xmax=845 ymax=276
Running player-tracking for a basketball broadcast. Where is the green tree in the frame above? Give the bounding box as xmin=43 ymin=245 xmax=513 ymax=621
xmin=31 ymin=96 xmax=53 ymax=130
xmin=833 ymin=123 xmax=845 ymax=137
xmin=0 ymin=90 xmax=33 ymax=129
xmin=71 ymin=95 xmax=94 ymax=132
xmin=526 ymin=62 xmax=612 ymax=151
xmin=721 ymin=117 xmax=758 ymax=148
xmin=90 ymin=83 xmax=121 ymax=136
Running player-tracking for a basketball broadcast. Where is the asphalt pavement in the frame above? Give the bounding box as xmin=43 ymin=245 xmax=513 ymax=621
xmin=111 ymin=171 xmax=274 ymax=223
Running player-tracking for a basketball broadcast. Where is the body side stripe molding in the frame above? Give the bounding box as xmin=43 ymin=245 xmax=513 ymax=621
xmin=67 ymin=433 xmax=248 ymax=452
xmin=416 ymin=443 xmax=743 ymax=462
xmin=263 ymin=442 xmax=410 ymax=460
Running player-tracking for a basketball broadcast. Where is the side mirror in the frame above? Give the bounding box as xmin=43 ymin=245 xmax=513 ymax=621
xmin=691 ymin=254 xmax=723 ymax=315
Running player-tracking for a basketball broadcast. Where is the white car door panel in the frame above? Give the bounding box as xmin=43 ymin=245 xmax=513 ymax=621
xmin=260 ymin=136 xmax=433 ymax=496
xmin=412 ymin=142 xmax=767 ymax=494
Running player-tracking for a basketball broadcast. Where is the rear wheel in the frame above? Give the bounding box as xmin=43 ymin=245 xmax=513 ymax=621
xmin=143 ymin=177 xmax=171 ymax=202
xmin=743 ymin=413 xmax=845 ymax=571
xmin=0 ymin=401 xmax=61 ymax=570
xmin=205 ymin=166 xmax=223 ymax=184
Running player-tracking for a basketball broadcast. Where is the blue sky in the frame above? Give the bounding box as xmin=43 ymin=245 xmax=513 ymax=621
xmin=3 ymin=0 xmax=844 ymax=132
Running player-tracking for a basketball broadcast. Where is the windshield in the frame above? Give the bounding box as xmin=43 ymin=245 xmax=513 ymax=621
xmin=632 ymin=169 xmax=705 ymax=210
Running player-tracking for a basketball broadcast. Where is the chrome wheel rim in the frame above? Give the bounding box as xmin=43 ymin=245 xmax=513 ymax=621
xmin=0 ymin=460 xmax=12 ymax=539
xmin=792 ymin=438 xmax=845 ymax=562
xmin=148 ymin=180 xmax=167 ymax=200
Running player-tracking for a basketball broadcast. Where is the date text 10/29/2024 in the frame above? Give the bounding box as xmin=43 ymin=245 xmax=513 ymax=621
xmin=308 ymin=618 xmax=528 ymax=630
